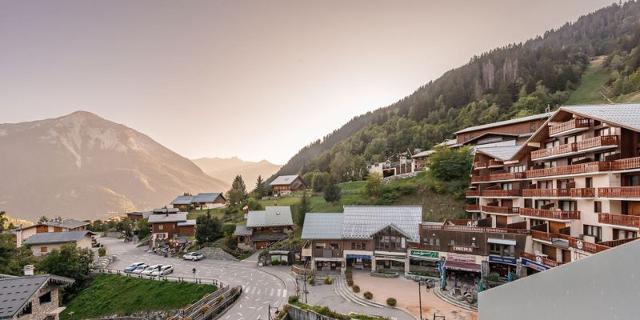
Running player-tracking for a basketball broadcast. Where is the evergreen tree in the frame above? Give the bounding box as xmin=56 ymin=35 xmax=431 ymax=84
xmin=196 ymin=212 xmax=223 ymax=244
xmin=365 ymin=173 xmax=383 ymax=198
xmin=38 ymin=216 xmax=49 ymax=224
xmin=323 ymin=179 xmax=342 ymax=203
xmin=227 ymin=175 xmax=248 ymax=207
xmin=296 ymin=191 xmax=311 ymax=227
xmin=253 ymin=175 xmax=266 ymax=198
xmin=0 ymin=211 xmax=6 ymax=232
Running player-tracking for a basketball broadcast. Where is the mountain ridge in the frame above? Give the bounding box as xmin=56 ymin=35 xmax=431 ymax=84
xmin=192 ymin=156 xmax=281 ymax=188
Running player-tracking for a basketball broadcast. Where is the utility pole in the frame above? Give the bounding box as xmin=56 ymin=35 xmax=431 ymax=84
xmin=418 ymin=281 xmax=423 ymax=320
xmin=268 ymin=304 xmax=272 ymax=320
xmin=303 ymin=269 xmax=308 ymax=303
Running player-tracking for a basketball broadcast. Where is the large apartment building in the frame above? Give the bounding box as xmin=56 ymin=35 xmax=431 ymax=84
xmin=466 ymin=104 xmax=640 ymax=272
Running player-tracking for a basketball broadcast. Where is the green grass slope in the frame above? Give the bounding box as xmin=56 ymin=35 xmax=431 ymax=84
xmin=566 ymin=57 xmax=610 ymax=105
xmin=61 ymin=274 xmax=216 ymax=319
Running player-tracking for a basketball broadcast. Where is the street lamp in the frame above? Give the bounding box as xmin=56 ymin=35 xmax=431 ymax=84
xmin=417 ymin=280 xmax=424 ymax=320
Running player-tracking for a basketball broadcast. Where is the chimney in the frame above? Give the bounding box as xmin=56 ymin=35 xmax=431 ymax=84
xmin=24 ymin=265 xmax=34 ymax=276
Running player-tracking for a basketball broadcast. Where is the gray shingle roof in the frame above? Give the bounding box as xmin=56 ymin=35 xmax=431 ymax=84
xmin=147 ymin=212 xmax=188 ymax=223
xmin=455 ymin=112 xmax=552 ymax=134
xmin=23 ymin=231 xmax=93 ymax=246
xmin=560 ymin=104 xmax=640 ymax=132
xmin=45 ymin=218 xmax=89 ymax=230
xmin=177 ymin=219 xmax=196 ymax=227
xmin=192 ymin=193 xmax=222 ymax=203
xmin=475 ymin=145 xmax=522 ymax=161
xmin=342 ymin=206 xmax=422 ymax=242
xmin=301 ymin=213 xmax=344 ymax=239
xmin=270 ymin=175 xmax=301 ymax=186
xmin=233 ymin=225 xmax=253 ymax=236
xmin=0 ymin=275 xmax=74 ymax=318
xmin=171 ymin=195 xmax=194 ymax=205
xmin=246 ymin=206 xmax=294 ymax=228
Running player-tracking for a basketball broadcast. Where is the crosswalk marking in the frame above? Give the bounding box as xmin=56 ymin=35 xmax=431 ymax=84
xmin=242 ymin=286 xmax=288 ymax=297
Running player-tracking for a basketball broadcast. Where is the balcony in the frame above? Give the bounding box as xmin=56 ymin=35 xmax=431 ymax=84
xmin=598 ymin=213 xmax=640 ymax=228
xmin=519 ymin=207 xmax=580 ymax=220
xmin=570 ymin=188 xmax=596 ymax=197
xmin=521 ymin=252 xmax=562 ymax=268
xmin=568 ymin=237 xmax=609 ymax=254
xmin=526 ymin=161 xmax=610 ymax=178
xmin=549 ymin=119 xmax=591 ymax=136
xmin=488 ymin=160 xmax=504 ymax=168
xmin=611 ymin=156 xmax=640 ymax=171
xmin=471 ymin=172 xmax=526 ymax=183
xmin=530 ymin=135 xmax=619 ymax=161
xmin=313 ymin=248 xmax=343 ymax=258
xmin=464 ymin=204 xmax=480 ymax=212
xmin=482 ymin=206 xmax=519 ymax=215
xmin=522 ymin=188 xmax=570 ymax=197
xmin=481 ymin=189 xmax=522 ymax=197
xmin=473 ymin=161 xmax=487 ymax=170
xmin=465 ymin=189 xmax=480 ymax=197
xmin=598 ymin=186 xmax=640 ymax=198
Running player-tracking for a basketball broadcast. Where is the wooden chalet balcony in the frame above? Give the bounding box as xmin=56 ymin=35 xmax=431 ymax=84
xmin=611 ymin=156 xmax=640 ymax=171
xmin=526 ymin=161 xmax=610 ymax=178
xmin=481 ymin=189 xmax=522 ymax=197
xmin=482 ymin=205 xmax=519 ymax=215
xmin=471 ymin=172 xmax=526 ymax=183
xmin=488 ymin=160 xmax=504 ymax=168
xmin=598 ymin=186 xmax=640 ymax=198
xmin=313 ymin=248 xmax=343 ymax=258
xmin=568 ymin=237 xmax=609 ymax=254
xmin=464 ymin=204 xmax=480 ymax=211
xmin=570 ymin=188 xmax=596 ymax=197
xmin=522 ymin=188 xmax=570 ymax=197
xmin=519 ymin=207 xmax=580 ymax=220
xmin=599 ymin=237 xmax=638 ymax=248
xmin=421 ymin=224 xmax=529 ymax=235
xmin=530 ymin=135 xmax=619 ymax=161
xmin=465 ymin=189 xmax=480 ymax=197
xmin=549 ymin=119 xmax=591 ymax=136
xmin=530 ymin=230 xmax=571 ymax=242
xmin=598 ymin=213 xmax=640 ymax=228
xmin=473 ymin=161 xmax=487 ymax=169
xmin=521 ymin=252 xmax=562 ymax=268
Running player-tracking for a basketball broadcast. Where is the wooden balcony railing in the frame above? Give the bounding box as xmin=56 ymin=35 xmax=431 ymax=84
xmin=570 ymin=188 xmax=596 ymax=197
xmin=519 ymin=208 xmax=580 ymax=220
xmin=599 ymin=238 xmax=638 ymax=248
xmin=488 ymin=160 xmax=504 ymax=167
xmin=598 ymin=186 xmax=640 ymax=198
xmin=568 ymin=237 xmax=609 ymax=254
xmin=482 ymin=206 xmax=519 ymax=215
xmin=481 ymin=189 xmax=522 ymax=197
xmin=526 ymin=161 xmax=610 ymax=178
xmin=471 ymin=172 xmax=526 ymax=183
xmin=611 ymin=156 xmax=640 ymax=171
xmin=598 ymin=213 xmax=640 ymax=228
xmin=473 ymin=161 xmax=487 ymax=169
xmin=522 ymin=188 xmax=571 ymax=197
xmin=530 ymin=135 xmax=619 ymax=160
xmin=420 ymin=224 xmax=529 ymax=234
xmin=520 ymin=252 xmax=562 ymax=267
xmin=312 ymin=248 xmax=343 ymax=258
xmin=465 ymin=189 xmax=480 ymax=197
xmin=464 ymin=204 xmax=480 ymax=211
xmin=549 ymin=119 xmax=591 ymax=136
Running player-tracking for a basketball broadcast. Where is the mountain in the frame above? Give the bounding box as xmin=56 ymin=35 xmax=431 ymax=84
xmin=274 ymin=1 xmax=640 ymax=182
xmin=0 ymin=111 xmax=228 ymax=221
xmin=192 ymin=157 xmax=281 ymax=188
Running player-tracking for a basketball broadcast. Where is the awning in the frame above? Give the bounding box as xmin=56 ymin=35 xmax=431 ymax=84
xmin=488 ymin=238 xmax=517 ymax=246
xmin=444 ymin=261 xmax=481 ymax=273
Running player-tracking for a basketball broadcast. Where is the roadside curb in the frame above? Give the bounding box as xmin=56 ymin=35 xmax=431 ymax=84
xmin=433 ymin=287 xmax=478 ymax=312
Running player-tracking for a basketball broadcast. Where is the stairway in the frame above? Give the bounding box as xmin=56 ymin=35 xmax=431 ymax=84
xmin=432 ymin=286 xmax=478 ymax=311
xmin=333 ymin=275 xmax=386 ymax=308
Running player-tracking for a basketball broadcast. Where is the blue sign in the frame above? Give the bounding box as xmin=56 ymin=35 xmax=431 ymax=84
xmin=488 ymin=255 xmax=517 ymax=266
xmin=346 ymin=254 xmax=371 ymax=260
xmin=520 ymin=257 xmax=550 ymax=272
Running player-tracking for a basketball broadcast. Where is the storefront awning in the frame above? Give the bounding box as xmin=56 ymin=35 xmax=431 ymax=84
xmin=488 ymin=238 xmax=516 ymax=245
xmin=444 ymin=261 xmax=481 ymax=273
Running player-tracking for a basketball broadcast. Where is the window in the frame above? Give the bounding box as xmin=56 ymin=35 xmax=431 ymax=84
xmin=39 ymin=291 xmax=52 ymax=304
xmin=509 ymin=165 xmax=526 ymax=173
xmin=530 ymin=219 xmax=546 ymax=227
xmin=583 ymin=225 xmax=602 ymax=242
xmin=502 ymin=183 xmax=513 ymax=191
xmin=594 ymin=201 xmax=602 ymax=213
xmin=18 ymin=302 xmax=32 ymax=316
xmin=158 ymin=224 xmax=163 ymax=231
xmin=489 ymin=244 xmax=515 ymax=257
xmin=351 ymin=242 xmax=366 ymax=250
xmin=449 ymin=240 xmax=455 ymax=246
xmin=543 ymin=161 xmax=557 ymax=169
xmin=585 ymin=177 xmax=593 ymax=188
xmin=614 ymin=229 xmax=637 ymax=240
xmin=40 ymin=246 xmax=47 ymax=253
xmin=559 ymin=201 xmax=577 ymax=211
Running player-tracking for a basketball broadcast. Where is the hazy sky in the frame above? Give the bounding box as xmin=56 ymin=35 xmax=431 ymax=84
xmin=0 ymin=0 xmax=614 ymax=164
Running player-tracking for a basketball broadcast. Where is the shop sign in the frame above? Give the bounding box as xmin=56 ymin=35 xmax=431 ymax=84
xmin=409 ymin=249 xmax=439 ymax=259
xmin=446 ymin=253 xmax=476 ymax=264
xmin=520 ymin=257 xmax=550 ymax=271
xmin=346 ymin=254 xmax=371 ymax=260
xmin=452 ymin=245 xmax=474 ymax=253
xmin=488 ymin=255 xmax=517 ymax=266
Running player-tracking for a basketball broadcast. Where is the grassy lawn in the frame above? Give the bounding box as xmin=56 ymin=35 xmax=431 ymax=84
xmin=187 ymin=207 xmax=225 ymax=220
xmin=566 ymin=56 xmax=610 ymax=105
xmin=61 ymin=274 xmax=216 ymax=319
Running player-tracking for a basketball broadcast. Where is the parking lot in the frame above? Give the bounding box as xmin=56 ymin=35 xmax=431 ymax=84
xmin=101 ymin=237 xmax=297 ymax=320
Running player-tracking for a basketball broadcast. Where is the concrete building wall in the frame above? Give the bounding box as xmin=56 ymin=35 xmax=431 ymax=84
xmin=479 ymin=240 xmax=640 ymax=320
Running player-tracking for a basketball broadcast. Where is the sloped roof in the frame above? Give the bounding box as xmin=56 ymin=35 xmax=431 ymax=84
xmin=233 ymin=225 xmax=253 ymax=236
xmin=412 ymin=150 xmax=436 ymax=158
xmin=177 ymin=219 xmax=196 ymax=227
xmin=147 ymin=212 xmax=188 ymax=224
xmin=0 ymin=275 xmax=74 ymax=318
xmin=152 ymin=208 xmax=180 ymax=214
xmin=246 ymin=206 xmax=294 ymax=228
xmin=270 ymin=175 xmax=301 ymax=186
xmin=475 ymin=145 xmax=522 ymax=161
xmin=560 ymin=104 xmax=640 ymax=132
xmin=301 ymin=213 xmax=344 ymax=239
xmin=455 ymin=112 xmax=552 ymax=134
xmin=193 ymin=193 xmax=223 ymax=203
xmin=171 ymin=195 xmax=194 ymax=205
xmin=342 ymin=206 xmax=422 ymax=242
xmin=23 ymin=231 xmax=93 ymax=245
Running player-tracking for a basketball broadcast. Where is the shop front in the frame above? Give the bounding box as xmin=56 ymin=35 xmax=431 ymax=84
xmin=520 ymin=255 xmax=552 ymax=275
xmin=487 ymin=255 xmax=517 ymax=277
xmin=373 ymin=252 xmax=406 ymax=272
xmin=345 ymin=254 xmax=372 ymax=270
xmin=443 ymin=253 xmax=483 ymax=284
xmin=314 ymin=258 xmax=343 ymax=271
xmin=407 ymin=249 xmax=441 ymax=276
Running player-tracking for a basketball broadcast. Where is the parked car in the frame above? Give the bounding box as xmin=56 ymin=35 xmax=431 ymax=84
xmin=124 ymin=262 xmax=146 ymax=273
xmin=183 ymin=252 xmax=205 ymax=261
xmin=131 ymin=263 xmax=149 ymax=274
xmin=151 ymin=265 xmax=174 ymax=276
xmin=141 ymin=264 xmax=162 ymax=276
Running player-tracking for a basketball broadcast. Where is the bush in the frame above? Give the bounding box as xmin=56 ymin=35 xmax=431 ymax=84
xmin=363 ymin=291 xmax=373 ymax=300
xmin=97 ymin=247 xmax=106 ymax=257
xmin=271 ymin=260 xmax=281 ymax=266
xmin=288 ymin=295 xmax=299 ymax=304
xmin=485 ymin=272 xmax=501 ymax=282
xmin=347 ymin=279 xmax=354 ymax=287
xmin=386 ymin=297 xmax=397 ymax=307
xmin=324 ymin=276 xmax=333 ymax=285
xmin=308 ymin=276 xmax=315 ymax=285
xmin=352 ymin=285 xmax=360 ymax=293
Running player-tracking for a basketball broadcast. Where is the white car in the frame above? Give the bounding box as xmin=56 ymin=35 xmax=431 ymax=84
xmin=183 ymin=252 xmax=205 ymax=261
xmin=141 ymin=264 xmax=162 ymax=276
xmin=130 ymin=264 xmax=149 ymax=274
xmin=124 ymin=262 xmax=146 ymax=273
xmin=151 ymin=265 xmax=174 ymax=276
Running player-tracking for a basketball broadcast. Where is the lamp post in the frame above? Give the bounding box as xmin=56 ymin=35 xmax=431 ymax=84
xmin=417 ymin=280 xmax=424 ymax=320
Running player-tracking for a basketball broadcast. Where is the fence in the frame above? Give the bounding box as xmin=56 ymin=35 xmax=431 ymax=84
xmin=169 ymin=286 xmax=242 ymax=320
xmin=93 ymin=268 xmax=226 ymax=288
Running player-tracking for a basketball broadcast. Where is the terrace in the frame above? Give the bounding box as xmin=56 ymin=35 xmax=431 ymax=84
xmin=482 ymin=205 xmax=520 ymax=215
xmin=519 ymin=208 xmax=580 ymax=220
xmin=530 ymin=135 xmax=619 ymax=161
xmin=598 ymin=186 xmax=640 ymax=198
xmin=548 ymin=119 xmax=591 ymax=137
xmin=597 ymin=213 xmax=640 ymax=229
xmin=521 ymin=188 xmax=595 ymax=198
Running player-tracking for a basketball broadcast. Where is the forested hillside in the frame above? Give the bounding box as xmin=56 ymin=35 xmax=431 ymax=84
xmin=274 ymin=1 xmax=640 ymax=183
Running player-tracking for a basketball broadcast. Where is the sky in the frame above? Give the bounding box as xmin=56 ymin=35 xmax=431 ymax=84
xmin=0 ymin=0 xmax=615 ymax=164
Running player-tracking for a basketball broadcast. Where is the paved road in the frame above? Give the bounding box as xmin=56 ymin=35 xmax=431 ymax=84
xmin=101 ymin=237 xmax=297 ymax=320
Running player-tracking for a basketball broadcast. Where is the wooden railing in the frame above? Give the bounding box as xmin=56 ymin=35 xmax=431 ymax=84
xmin=520 ymin=252 xmax=562 ymax=267
xmin=519 ymin=208 xmax=580 ymax=220
xmin=421 ymin=224 xmax=529 ymax=234
xmin=570 ymin=188 xmax=596 ymax=197
xmin=611 ymin=157 xmax=640 ymax=171
xmin=569 ymin=237 xmax=609 ymax=254
xmin=313 ymin=248 xmax=343 ymax=258
xmin=482 ymin=206 xmax=519 ymax=215
xmin=474 ymin=161 xmax=487 ymax=169
xmin=471 ymin=172 xmax=526 ymax=183
xmin=522 ymin=188 xmax=571 ymax=197
xmin=599 ymin=238 xmax=638 ymax=247
xmin=549 ymin=119 xmax=591 ymax=136
xmin=488 ymin=160 xmax=504 ymax=167
xmin=526 ymin=161 xmax=610 ymax=178
xmin=598 ymin=213 xmax=640 ymax=228
xmin=531 ymin=135 xmax=618 ymax=160
xmin=576 ymin=135 xmax=618 ymax=151
xmin=482 ymin=189 xmax=522 ymax=197
xmin=531 ymin=143 xmax=576 ymax=160
xmin=464 ymin=204 xmax=480 ymax=211
xmin=465 ymin=189 xmax=480 ymax=197
xmin=598 ymin=186 xmax=640 ymax=198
